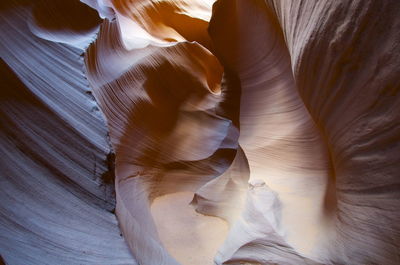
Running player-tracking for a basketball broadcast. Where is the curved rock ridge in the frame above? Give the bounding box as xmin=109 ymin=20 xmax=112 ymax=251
xmin=83 ymin=1 xmax=241 ymax=263
xmin=208 ymin=1 xmax=335 ymax=263
xmin=267 ymin=1 xmax=400 ymax=264
xmin=0 ymin=0 xmax=135 ymax=264
xmin=206 ymin=0 xmax=399 ymax=264
xmin=1 ymin=0 xmax=399 ymax=264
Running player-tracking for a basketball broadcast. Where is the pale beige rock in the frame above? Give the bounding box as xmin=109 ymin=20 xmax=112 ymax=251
xmin=151 ymin=192 xmax=229 ymax=265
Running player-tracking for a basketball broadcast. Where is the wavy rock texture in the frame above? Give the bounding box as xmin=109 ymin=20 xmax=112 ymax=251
xmin=84 ymin=1 xmax=240 ymax=263
xmin=207 ymin=1 xmax=400 ymax=264
xmin=1 ymin=0 xmax=399 ymax=264
xmin=0 ymin=1 xmax=134 ymax=264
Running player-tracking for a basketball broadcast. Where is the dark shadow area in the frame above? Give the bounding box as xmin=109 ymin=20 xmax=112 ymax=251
xmin=32 ymin=0 xmax=101 ymax=33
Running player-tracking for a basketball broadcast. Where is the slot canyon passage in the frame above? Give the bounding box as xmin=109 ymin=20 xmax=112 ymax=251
xmin=0 ymin=0 xmax=400 ymax=264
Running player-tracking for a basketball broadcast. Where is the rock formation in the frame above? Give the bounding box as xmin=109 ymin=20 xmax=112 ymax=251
xmin=1 ymin=0 xmax=399 ymax=264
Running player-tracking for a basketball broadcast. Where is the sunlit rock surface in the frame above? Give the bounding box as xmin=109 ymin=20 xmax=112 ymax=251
xmin=1 ymin=0 xmax=399 ymax=264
